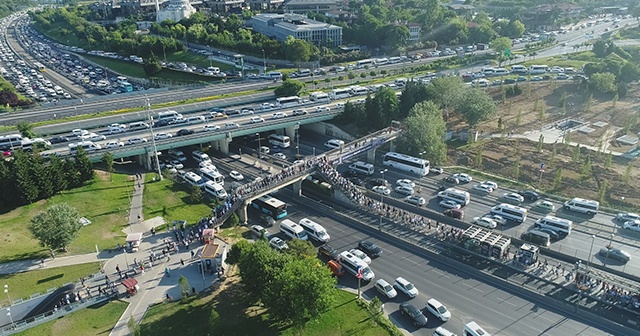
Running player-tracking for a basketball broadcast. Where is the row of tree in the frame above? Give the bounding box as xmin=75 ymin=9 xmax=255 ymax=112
xmin=227 ymin=239 xmax=337 ymax=326
xmin=0 ymin=148 xmax=94 ymax=207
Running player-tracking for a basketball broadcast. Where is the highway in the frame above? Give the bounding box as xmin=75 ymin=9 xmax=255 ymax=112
xmin=255 ymin=195 xmax=628 ymax=336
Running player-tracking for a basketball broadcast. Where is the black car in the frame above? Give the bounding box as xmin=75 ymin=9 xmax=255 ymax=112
xmin=503 ymin=78 xmax=516 ymax=84
xmin=259 ymin=214 xmax=275 ymax=228
xmin=537 ymin=228 xmax=562 ymax=241
xmin=225 ymin=109 xmax=241 ymax=115
xmin=367 ymin=178 xmax=388 ymax=187
xmin=318 ymin=244 xmax=340 ymax=260
xmin=520 ymin=190 xmax=539 ymax=201
xmin=50 ymin=136 xmax=69 ymax=144
xmin=341 ymin=170 xmax=358 ymax=178
xmin=400 ymin=302 xmax=428 ymax=326
xmin=176 ymin=129 xmax=195 ymax=136
xmin=358 ymin=240 xmax=382 ymax=257
xmin=347 ymin=177 xmax=364 ymax=186
xmin=443 ymin=176 xmax=459 ymax=185
xmin=209 ymin=107 xmax=225 ymax=113
xmin=154 ymin=119 xmax=170 ymax=128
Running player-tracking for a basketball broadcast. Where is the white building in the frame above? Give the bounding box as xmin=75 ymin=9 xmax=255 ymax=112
xmin=251 ymin=13 xmax=342 ymax=47
xmin=156 ymin=0 xmax=196 ymax=23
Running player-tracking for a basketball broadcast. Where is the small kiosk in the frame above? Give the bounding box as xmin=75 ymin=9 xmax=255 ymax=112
xmin=121 ymin=278 xmax=139 ymax=296
xmin=125 ymin=232 xmax=143 ymax=252
xmin=517 ymin=243 xmax=539 ymax=266
xmin=202 ymin=229 xmax=215 ymax=244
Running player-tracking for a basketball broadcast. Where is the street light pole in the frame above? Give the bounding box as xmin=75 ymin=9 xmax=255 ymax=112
xmin=379 ymin=169 xmax=387 ymax=231
xmin=146 ymin=98 xmax=163 ymax=181
xmin=261 ymin=49 xmax=266 ymax=74
xmin=6 ymin=308 xmax=14 ymax=329
xmin=296 ymin=122 xmax=300 ymax=158
xmin=4 ymin=284 xmax=10 ymax=304
xmin=586 ymin=234 xmax=596 ymax=271
xmin=257 ymin=133 xmax=265 ymax=179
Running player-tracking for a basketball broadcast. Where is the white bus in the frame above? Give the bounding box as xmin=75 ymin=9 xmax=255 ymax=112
xmin=382 ymin=152 xmax=430 ymax=176
xmin=349 ymin=85 xmax=369 ymax=96
xmin=296 ymin=69 xmax=311 ymax=77
xmin=267 ymin=72 xmax=283 ymax=80
xmin=534 ymin=215 xmax=573 ymax=236
xmin=275 ymin=96 xmax=302 ymax=108
xmin=437 ymin=188 xmax=471 ymax=206
xmin=356 ymin=59 xmax=374 ymax=69
xmin=309 ymin=91 xmax=330 ymax=102
xmin=268 ymin=134 xmax=291 ymax=148
xmin=528 ymin=65 xmax=550 ymax=74
xmin=490 ymin=203 xmax=528 ymax=223
xmin=389 ymin=56 xmax=402 ymax=64
xmin=375 ymin=58 xmax=389 ymax=66
xmin=329 ymin=88 xmax=352 ymax=100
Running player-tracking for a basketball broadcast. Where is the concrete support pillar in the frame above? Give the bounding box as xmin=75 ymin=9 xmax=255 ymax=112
xmin=218 ymin=139 xmax=230 ymax=155
xmin=285 ymin=126 xmax=296 ymax=139
xmin=292 ymin=179 xmax=303 ymax=197
xmin=236 ymin=203 xmax=248 ymax=225
xmin=389 ymin=140 xmax=396 ymax=152
xmin=276 ymin=128 xmax=285 ymax=136
xmin=366 ymin=148 xmax=376 ymax=163
xmin=138 ymin=153 xmax=151 ymax=171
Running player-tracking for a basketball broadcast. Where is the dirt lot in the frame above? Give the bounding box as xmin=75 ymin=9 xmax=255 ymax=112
xmin=447 ymin=82 xmax=640 ymax=210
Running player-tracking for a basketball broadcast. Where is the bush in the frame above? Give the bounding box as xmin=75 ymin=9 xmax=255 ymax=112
xmin=505 ymin=84 xmax=522 ymax=97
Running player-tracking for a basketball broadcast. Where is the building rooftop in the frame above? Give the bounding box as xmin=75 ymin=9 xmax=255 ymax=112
xmin=285 ymin=0 xmax=340 ymax=5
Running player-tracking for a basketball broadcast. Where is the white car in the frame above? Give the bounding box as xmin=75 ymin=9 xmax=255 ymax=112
xmin=200 ymin=162 xmax=218 ymax=171
xmin=396 ymin=179 xmax=415 ymax=188
xmin=473 ymin=183 xmax=494 ymax=194
xmin=271 ymin=112 xmax=288 ymax=119
xmin=394 ymin=185 xmax=414 ymax=196
xmin=372 ymin=185 xmax=391 ymax=195
xmin=240 ymin=108 xmax=254 ymax=115
xmin=394 ymin=277 xmax=419 ymax=298
xmin=439 ymin=200 xmax=461 ymax=209
xmin=104 ymin=141 xmax=124 ymax=149
xmin=406 ymin=195 xmax=426 ymax=206
xmin=617 ymin=212 xmax=640 ymax=222
xmin=452 ymin=173 xmax=472 ymax=183
xmin=250 ymin=116 xmax=265 ymax=123
xmin=502 ymin=192 xmax=525 ymax=204
xmin=72 ymin=128 xmax=88 ymax=137
xmin=170 ymin=160 xmax=184 ymax=170
xmin=487 ymin=214 xmax=507 ymax=226
xmin=349 ymin=248 xmax=371 ymax=264
xmin=425 ymin=298 xmax=451 ymax=322
xmin=82 ymin=133 xmax=106 ymax=141
xmin=269 ymin=237 xmax=288 ymax=252
xmin=203 ymin=124 xmax=220 ymax=132
xmin=481 ymin=181 xmax=498 ymax=190
xmin=229 ymin=170 xmax=244 ymax=181
xmin=128 ymin=137 xmax=148 ymax=144
xmin=623 ymin=220 xmax=640 ymax=232
xmin=472 ymin=216 xmax=498 ymax=229
xmin=316 ymin=105 xmax=330 ymax=112
xmin=274 ymin=153 xmax=287 ymax=160
xmin=154 ymin=132 xmax=172 ymax=140
xmin=225 ymin=123 xmax=239 ymax=129
xmin=374 ymin=279 xmax=397 ymax=299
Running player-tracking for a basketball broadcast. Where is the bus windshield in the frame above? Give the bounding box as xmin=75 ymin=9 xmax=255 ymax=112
xmin=251 ymin=195 xmax=288 ymax=219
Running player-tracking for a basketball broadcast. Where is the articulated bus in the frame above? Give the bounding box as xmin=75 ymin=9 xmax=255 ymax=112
xmin=275 ymin=96 xmax=302 ymax=108
xmin=382 ymin=152 xmax=430 ymax=176
xmin=251 ymin=195 xmax=288 ymax=219
xmin=34 ymin=62 xmax=45 ymax=71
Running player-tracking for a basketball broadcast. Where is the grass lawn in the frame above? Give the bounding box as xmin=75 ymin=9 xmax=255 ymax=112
xmin=140 ymin=276 xmax=392 ymax=336
xmin=522 ymin=51 xmax=597 ymax=69
xmin=83 ymin=55 xmax=147 ymax=78
xmin=0 ymin=172 xmax=132 ymax=263
xmin=165 ymin=50 xmax=233 ymax=71
xmin=0 ymin=263 xmax=100 ymax=306
xmin=142 ymin=175 xmax=216 ymax=229
xmin=14 ymin=300 xmax=128 ymax=336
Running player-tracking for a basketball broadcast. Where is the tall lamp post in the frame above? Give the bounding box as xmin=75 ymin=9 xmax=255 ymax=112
xmin=261 ymin=49 xmax=266 ymax=74
xmin=379 ymin=169 xmax=388 ymax=231
xmin=295 ymin=122 xmax=301 ymax=158
xmin=146 ymin=98 xmax=163 ymax=181
xmin=586 ymin=234 xmax=596 ymax=271
xmin=3 ymin=284 xmax=10 ymax=305
xmin=257 ymin=133 xmax=265 ymax=179
xmin=6 ymin=308 xmax=13 ymax=329
xmin=577 ymin=234 xmax=596 ymax=312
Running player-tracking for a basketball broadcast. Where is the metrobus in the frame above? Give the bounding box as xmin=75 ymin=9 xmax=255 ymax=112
xmin=118 ymin=81 xmax=133 ymax=92
xmin=329 ymin=88 xmax=351 ymax=100
xmin=490 ymin=203 xmax=528 ymax=223
xmin=349 ymin=85 xmax=369 ymax=96
xmin=382 ymin=152 xmax=430 ymax=176
xmin=356 ymin=59 xmax=374 ymax=69
xmin=374 ymin=58 xmax=389 ymax=66
xmin=33 ymin=62 xmax=45 ymax=71
xmin=275 ymin=96 xmax=302 ymax=108
xmin=251 ymin=195 xmax=288 ymax=219
xmin=268 ymin=134 xmax=291 ymax=148
xmin=309 ymin=91 xmax=330 ymax=102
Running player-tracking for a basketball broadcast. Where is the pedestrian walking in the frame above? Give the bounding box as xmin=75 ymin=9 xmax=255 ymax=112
xmin=180 ymin=258 xmax=185 ymax=266
xmin=190 ymin=250 xmax=195 ymax=259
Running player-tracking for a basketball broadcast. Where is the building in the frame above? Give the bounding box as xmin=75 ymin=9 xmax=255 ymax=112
xmin=406 ymin=22 xmax=421 ymax=42
xmin=156 ymin=0 xmax=197 ymax=23
xmin=283 ymin=0 xmax=341 ymax=14
xmin=204 ymin=0 xmax=244 ymax=13
xmin=245 ymin=0 xmax=284 ymax=11
xmin=521 ymin=3 xmax=582 ymax=31
xmin=325 ymin=9 xmax=355 ymax=23
xmin=251 ymin=13 xmax=342 ymax=46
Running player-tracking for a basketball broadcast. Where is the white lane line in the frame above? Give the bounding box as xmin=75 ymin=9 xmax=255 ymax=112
xmin=462 ymin=282 xmax=485 ymax=293
xmin=496 ymin=297 xmax=517 ymax=306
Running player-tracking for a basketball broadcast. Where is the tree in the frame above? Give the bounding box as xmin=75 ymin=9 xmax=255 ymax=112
xmin=474 ymin=144 xmax=484 ymax=168
xmin=191 ymin=184 xmax=203 ymax=203
xmin=454 ymin=88 xmax=497 ymax=127
xmin=624 ymin=165 xmax=633 ymax=183
xmin=618 ymin=62 xmax=640 ymax=83
xmin=284 ymin=36 xmax=313 ymax=68
xmin=504 ymin=20 xmax=525 ymax=38
xmin=581 ymin=155 xmax=592 ymax=177
xmin=128 ymin=317 xmax=141 ymax=336
xmin=74 ymin=147 xmax=94 ymax=183
xmin=102 ymin=152 xmax=115 ymax=179
xmin=513 ymin=156 xmax=520 ymax=180
xmin=589 ymin=72 xmax=617 ymax=93
xmin=274 ymin=79 xmax=304 ymax=97
xmin=424 ymin=76 xmax=464 ymax=116
xmin=13 ymin=150 xmax=39 ymax=204
xmin=209 ymin=308 xmax=222 ymax=334
xmin=537 ymin=134 xmax=544 ymax=152
xmin=612 ymin=92 xmax=619 ymax=107
xmin=598 ymin=179 xmax=608 ymax=204
xmin=553 ymin=168 xmax=563 ymax=190
xmin=490 ymin=37 xmax=512 ymax=56
xmin=365 ymin=87 xmax=399 ymax=130
xmin=142 ymin=54 xmax=162 ymax=76
xmin=29 ymin=203 xmax=82 ymax=252
xmin=16 ymin=122 xmax=36 ymax=139
xmin=515 ymin=109 xmax=522 ymax=127
xmin=396 ymin=101 xmax=447 ymax=165
xmin=179 ymin=275 xmax=190 ymax=299
xmin=285 ymin=239 xmax=316 ymax=259
xmin=592 ymin=39 xmax=615 ymax=58
xmin=572 ymin=145 xmax=581 ymax=162
xmin=604 ymin=150 xmax=612 ymax=168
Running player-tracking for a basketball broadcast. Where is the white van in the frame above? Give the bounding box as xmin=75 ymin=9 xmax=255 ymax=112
xmin=280 ymin=219 xmax=308 ymax=240
xmin=338 ymin=251 xmax=374 ymax=281
xmin=68 ymin=141 xmax=101 ymax=154
xmin=128 ymin=121 xmax=149 ymax=131
xmin=192 ymin=150 xmax=211 ymax=164
xmin=168 ymin=149 xmax=187 ymax=163
xmin=464 ymin=321 xmax=492 ymax=336
xmin=490 ymin=203 xmax=528 ymax=223
xmin=563 ymin=197 xmax=599 ymax=215
xmin=204 ymin=181 xmax=227 ymax=199
xmin=510 ymin=65 xmax=528 ymax=74
xmin=268 ymin=134 xmax=291 ymax=148
xmin=200 ymin=167 xmax=224 ymax=184
xmin=324 ymin=139 xmax=344 ymax=149
xmin=183 ymin=171 xmax=205 ymax=188
xmin=492 ymin=68 xmax=509 ymax=76
xmin=298 ymin=218 xmax=330 ymax=242
xmin=534 ymin=215 xmax=573 ymax=236
xmin=186 ymin=116 xmax=206 ymax=124
xmin=437 ymin=188 xmax=471 ymax=206
xmin=348 ymin=161 xmax=374 ymax=176
xmin=108 ymin=124 xmax=127 ymax=134
xmin=156 ymin=110 xmax=183 ymax=123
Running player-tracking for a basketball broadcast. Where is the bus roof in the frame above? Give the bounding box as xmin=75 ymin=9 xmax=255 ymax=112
xmin=258 ymin=195 xmax=286 ymax=208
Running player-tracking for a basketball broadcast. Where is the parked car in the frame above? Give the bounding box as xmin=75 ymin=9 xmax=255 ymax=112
xmin=473 ymin=183 xmax=494 ymax=194
xmin=425 ymin=298 xmax=451 ymax=322
xmin=616 ymin=212 xmax=640 ymax=222
xmin=229 ymin=170 xmax=244 ymax=181
xmin=176 ymin=129 xmax=194 ymax=136
xmin=520 ymin=190 xmax=540 ymax=201
xmin=269 ymin=237 xmax=288 ymax=252
xmin=104 ymin=141 xmax=124 ymax=149
xmin=400 ymin=302 xmax=428 ymax=326
xmin=439 ymin=200 xmax=461 ymax=209
xmin=250 ymin=225 xmax=270 ymax=240
xmin=375 ymin=279 xmax=397 ymax=299
xmin=203 ymin=124 xmax=220 ymax=132
xmin=430 ymin=166 xmax=443 ymax=175
xmin=128 ymin=137 xmax=147 ymax=144
xmin=452 ymin=173 xmax=472 ymax=183
xmin=372 ymin=185 xmax=391 ymax=195
xmin=623 ymin=220 xmax=640 ymax=232
xmin=394 ymin=277 xmax=419 ymax=298
xmin=406 ymin=195 xmax=426 ymax=206
xmin=501 ymin=192 xmax=525 ymax=204
xmin=318 ymin=244 xmax=340 ymax=260
xmin=396 ymin=179 xmax=415 ymax=188
xmin=394 ymin=185 xmax=414 ymax=196
xmin=487 ymin=214 xmax=507 ymax=225
xmin=349 ymin=248 xmax=372 ymax=264
xmin=259 ymin=214 xmax=275 ymax=228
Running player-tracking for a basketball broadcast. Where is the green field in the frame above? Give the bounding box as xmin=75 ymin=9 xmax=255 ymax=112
xmin=0 ymin=172 xmax=132 ymax=262
xmin=140 ymin=285 xmax=392 ymax=336
xmin=0 ymin=263 xmax=100 ymax=307
xmin=520 ymin=51 xmax=596 ymax=69
xmin=165 ymin=50 xmax=233 ymax=71
xmin=14 ymin=300 xmax=128 ymax=336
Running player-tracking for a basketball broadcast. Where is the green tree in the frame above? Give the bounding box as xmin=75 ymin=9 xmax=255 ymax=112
xmin=513 ymin=156 xmax=521 ymax=180
xmin=29 ymin=203 xmax=82 ymax=252
xmin=285 ymin=239 xmax=316 ymax=259
xmin=584 ymin=94 xmax=593 ymax=113
xmin=179 ymin=275 xmax=190 ymax=299
xmin=224 ymin=212 xmax=240 ymax=228
xmin=551 ymin=143 xmax=557 ymax=162
xmin=396 ymin=101 xmax=447 ymax=165
xmin=274 ymin=79 xmax=304 ymax=97
xmin=474 ymin=144 xmax=484 ymax=168
xmin=503 ymin=19 xmax=525 ymax=38
xmin=490 ymin=37 xmax=512 ymax=56
xmin=398 ymin=80 xmax=428 ymax=118
xmin=592 ymin=39 xmax=615 ymax=58
xmin=515 ymin=109 xmax=522 ymax=127
xmin=235 ymin=240 xmax=289 ymax=300
xmin=49 ymin=154 xmax=68 ymax=194
xmin=142 ymin=54 xmax=162 ymax=76
xmin=13 ymin=150 xmax=40 ymax=204
xmin=102 ymin=152 xmax=115 ymax=179
xmin=572 ymin=145 xmax=581 ymax=162
xmin=618 ymin=62 xmax=640 ymax=83
xmin=612 ymin=92 xmax=618 ymax=107
xmin=537 ymin=134 xmax=544 ymax=152
xmin=624 ymin=165 xmax=633 ymax=183
xmin=16 ymin=122 xmax=36 ymax=139
xmin=425 ymin=76 xmax=464 ymax=116
xmin=365 ymin=87 xmax=399 ymax=130
xmin=191 ymin=184 xmax=203 ymax=203
xmin=589 ymin=72 xmax=617 ymax=93
xmin=553 ymin=168 xmax=563 ymax=190
xmin=598 ymin=179 xmax=608 ymax=204
xmin=208 ymin=308 xmax=222 ymax=334
xmin=581 ymin=155 xmax=592 ymax=177
xmin=604 ymin=150 xmax=612 ymax=168
xmin=454 ymin=88 xmax=497 ymax=127
xmin=284 ymin=36 xmax=313 ymax=68
xmin=128 ymin=317 xmax=141 ymax=336
xmin=74 ymin=147 xmax=94 ymax=183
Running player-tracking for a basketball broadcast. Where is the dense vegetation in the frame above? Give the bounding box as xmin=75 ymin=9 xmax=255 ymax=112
xmin=0 ymin=0 xmax=33 ymax=19
xmin=0 ymin=77 xmax=31 ymax=109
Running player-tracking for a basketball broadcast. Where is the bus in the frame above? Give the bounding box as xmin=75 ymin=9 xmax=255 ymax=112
xmin=382 ymin=152 xmax=430 ymax=176
xmin=275 ymin=96 xmax=302 ymax=108
xmin=528 ymin=65 xmax=550 ymax=74
xmin=33 ymin=62 xmax=45 ymax=71
xmin=356 ymin=59 xmax=374 ymax=69
xmin=118 ymin=81 xmax=133 ymax=93
xmin=268 ymin=134 xmax=291 ymax=148
xmin=329 ymin=88 xmax=351 ymax=100
xmin=349 ymin=85 xmax=369 ymax=96
xmin=251 ymin=195 xmax=288 ymax=219
xmin=309 ymin=91 xmax=330 ymax=102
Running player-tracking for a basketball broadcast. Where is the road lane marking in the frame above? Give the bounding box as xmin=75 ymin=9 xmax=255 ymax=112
xmin=496 ymin=296 xmax=517 ymax=306
xmin=462 ymin=282 xmax=485 ymax=293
